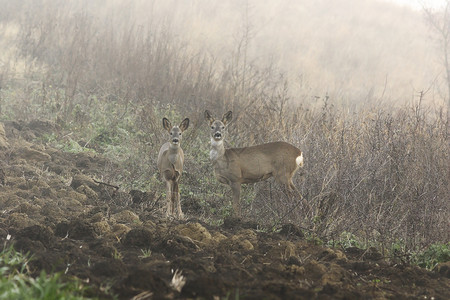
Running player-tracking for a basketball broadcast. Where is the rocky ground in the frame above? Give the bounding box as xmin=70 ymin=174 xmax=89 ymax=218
xmin=0 ymin=120 xmax=449 ymax=299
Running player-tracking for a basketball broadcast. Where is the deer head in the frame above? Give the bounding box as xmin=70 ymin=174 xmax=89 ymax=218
xmin=163 ymin=117 xmax=190 ymax=146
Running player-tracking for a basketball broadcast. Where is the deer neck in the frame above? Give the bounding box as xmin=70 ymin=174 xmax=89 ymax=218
xmin=210 ymin=138 xmax=225 ymax=161
xmin=168 ymin=144 xmax=181 ymax=165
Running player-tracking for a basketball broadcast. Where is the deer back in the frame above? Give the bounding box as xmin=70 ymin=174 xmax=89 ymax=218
xmin=215 ymin=141 xmax=302 ymax=184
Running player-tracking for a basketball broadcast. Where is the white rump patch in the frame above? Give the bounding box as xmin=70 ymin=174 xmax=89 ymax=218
xmin=296 ymin=153 xmax=304 ymax=167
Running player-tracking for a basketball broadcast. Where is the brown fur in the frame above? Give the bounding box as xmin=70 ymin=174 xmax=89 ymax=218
xmin=157 ymin=117 xmax=189 ymax=218
xmin=205 ymin=110 xmax=304 ymax=217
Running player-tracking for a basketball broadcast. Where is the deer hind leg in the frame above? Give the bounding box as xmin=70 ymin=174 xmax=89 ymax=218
xmin=275 ymin=172 xmax=296 ymax=198
xmin=277 ymin=173 xmax=312 ymax=217
xmin=288 ymin=178 xmax=302 ymax=198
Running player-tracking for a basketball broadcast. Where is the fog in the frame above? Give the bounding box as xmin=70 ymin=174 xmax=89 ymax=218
xmin=0 ymin=0 xmax=446 ymax=107
xmin=128 ymin=0 xmax=444 ymax=106
xmin=386 ymin=0 xmax=446 ymax=10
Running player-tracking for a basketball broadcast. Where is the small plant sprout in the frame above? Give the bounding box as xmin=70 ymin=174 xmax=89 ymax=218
xmin=112 ymin=248 xmax=123 ymax=260
xmin=138 ymin=249 xmax=152 ymax=259
xmin=170 ymin=269 xmax=186 ymax=293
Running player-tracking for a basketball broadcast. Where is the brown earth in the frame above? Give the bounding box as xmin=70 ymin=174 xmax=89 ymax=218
xmin=0 ymin=120 xmax=449 ymax=299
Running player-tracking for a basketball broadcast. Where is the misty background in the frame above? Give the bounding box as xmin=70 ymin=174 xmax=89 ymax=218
xmin=0 ymin=0 xmax=446 ymax=107
xmin=0 ymin=0 xmax=448 ymax=251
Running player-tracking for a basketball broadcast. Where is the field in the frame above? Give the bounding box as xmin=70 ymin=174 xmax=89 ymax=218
xmin=0 ymin=0 xmax=449 ymax=299
xmin=0 ymin=120 xmax=449 ymax=299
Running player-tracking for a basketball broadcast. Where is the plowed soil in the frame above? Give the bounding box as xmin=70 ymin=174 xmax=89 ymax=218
xmin=0 ymin=120 xmax=449 ymax=299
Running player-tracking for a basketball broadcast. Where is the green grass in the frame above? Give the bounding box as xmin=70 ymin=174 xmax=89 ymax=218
xmin=0 ymin=244 xmax=98 ymax=300
xmin=326 ymin=232 xmax=450 ymax=271
xmin=138 ymin=248 xmax=152 ymax=259
xmin=413 ymin=242 xmax=450 ymax=270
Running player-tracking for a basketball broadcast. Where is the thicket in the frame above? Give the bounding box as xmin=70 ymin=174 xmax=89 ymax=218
xmin=0 ymin=1 xmax=448 ymax=258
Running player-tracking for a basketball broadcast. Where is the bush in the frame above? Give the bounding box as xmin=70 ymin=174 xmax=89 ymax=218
xmin=414 ymin=243 xmax=450 ymax=270
xmin=0 ymin=0 xmax=448 ymax=255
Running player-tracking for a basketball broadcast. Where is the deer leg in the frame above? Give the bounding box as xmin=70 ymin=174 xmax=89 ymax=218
xmin=173 ymin=181 xmax=184 ymax=219
xmin=278 ymin=175 xmax=308 ymax=214
xmin=166 ymin=181 xmax=173 ymax=217
xmin=286 ymin=178 xmax=312 ymax=217
xmin=275 ymin=174 xmax=295 ymax=198
xmin=230 ymin=182 xmax=242 ymax=217
xmin=288 ymin=179 xmax=300 ymax=198
xmin=171 ymin=180 xmax=178 ymax=216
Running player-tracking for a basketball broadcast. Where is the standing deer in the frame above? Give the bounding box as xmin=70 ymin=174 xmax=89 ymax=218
xmin=157 ymin=117 xmax=190 ymax=218
xmin=204 ymin=110 xmax=304 ymax=217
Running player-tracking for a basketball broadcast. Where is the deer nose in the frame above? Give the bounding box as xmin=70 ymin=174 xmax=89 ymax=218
xmin=172 ymin=138 xmax=179 ymax=144
xmin=214 ymin=132 xmax=222 ymax=139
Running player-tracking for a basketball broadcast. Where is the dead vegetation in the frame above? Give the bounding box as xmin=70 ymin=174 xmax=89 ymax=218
xmin=0 ymin=0 xmax=448 ymax=251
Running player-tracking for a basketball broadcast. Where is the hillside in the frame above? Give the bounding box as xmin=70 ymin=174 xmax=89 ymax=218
xmin=0 ymin=120 xmax=449 ymax=299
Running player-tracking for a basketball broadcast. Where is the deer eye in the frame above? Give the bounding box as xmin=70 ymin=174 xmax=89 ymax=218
xmin=221 ymin=126 xmax=225 ymax=130
xmin=170 ymin=132 xmax=173 ymax=135
xmin=211 ymin=126 xmax=214 ymax=129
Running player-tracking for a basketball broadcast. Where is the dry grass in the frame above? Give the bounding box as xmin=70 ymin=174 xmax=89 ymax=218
xmin=0 ymin=0 xmax=448 ymax=253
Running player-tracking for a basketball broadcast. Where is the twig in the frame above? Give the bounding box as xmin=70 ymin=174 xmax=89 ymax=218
xmin=92 ymin=179 xmax=119 ymax=191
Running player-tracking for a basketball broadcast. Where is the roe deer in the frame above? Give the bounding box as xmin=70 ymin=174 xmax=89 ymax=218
xmin=157 ymin=117 xmax=190 ymax=218
xmin=204 ymin=110 xmax=304 ymax=217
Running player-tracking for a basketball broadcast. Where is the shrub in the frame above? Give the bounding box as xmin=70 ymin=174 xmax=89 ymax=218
xmin=414 ymin=243 xmax=450 ymax=270
xmin=0 ymin=0 xmax=448 ymax=255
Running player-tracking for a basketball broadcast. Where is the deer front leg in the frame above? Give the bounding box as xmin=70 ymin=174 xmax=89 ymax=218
xmin=230 ymin=182 xmax=242 ymax=217
xmin=173 ymin=181 xmax=184 ymax=219
xmin=166 ymin=181 xmax=173 ymax=217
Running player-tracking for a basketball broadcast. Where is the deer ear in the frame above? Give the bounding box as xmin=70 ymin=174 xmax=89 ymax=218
xmin=179 ymin=118 xmax=190 ymax=132
xmin=162 ymin=118 xmax=172 ymax=132
xmin=222 ymin=111 xmax=232 ymax=125
xmin=204 ymin=110 xmax=214 ymax=125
